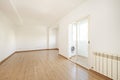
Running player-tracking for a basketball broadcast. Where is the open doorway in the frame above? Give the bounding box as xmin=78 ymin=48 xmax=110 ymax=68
xmin=69 ymin=17 xmax=90 ymax=69
xmin=48 ymin=27 xmax=58 ymax=49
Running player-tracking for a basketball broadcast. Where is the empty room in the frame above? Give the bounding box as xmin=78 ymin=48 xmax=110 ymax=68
xmin=0 ymin=0 xmax=120 ymax=80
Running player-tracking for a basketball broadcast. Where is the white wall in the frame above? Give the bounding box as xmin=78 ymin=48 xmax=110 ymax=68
xmin=58 ymin=24 xmax=68 ymax=57
xmin=0 ymin=12 xmax=16 ymax=62
xmin=58 ymin=0 xmax=120 ymax=64
xmin=48 ymin=27 xmax=58 ymax=49
xmin=15 ymin=26 xmax=48 ymax=51
xmin=56 ymin=28 xmax=59 ymax=48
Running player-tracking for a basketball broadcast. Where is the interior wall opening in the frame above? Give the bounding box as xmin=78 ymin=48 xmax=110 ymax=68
xmin=69 ymin=17 xmax=90 ymax=69
xmin=48 ymin=27 xmax=58 ymax=49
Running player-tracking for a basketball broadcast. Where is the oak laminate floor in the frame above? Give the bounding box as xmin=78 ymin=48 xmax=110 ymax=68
xmin=0 ymin=50 xmax=109 ymax=80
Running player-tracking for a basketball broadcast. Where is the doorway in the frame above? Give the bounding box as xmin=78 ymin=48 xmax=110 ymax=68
xmin=69 ymin=17 xmax=89 ymax=69
xmin=48 ymin=27 xmax=58 ymax=49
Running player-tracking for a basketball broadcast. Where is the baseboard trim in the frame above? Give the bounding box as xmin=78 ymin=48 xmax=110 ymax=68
xmin=48 ymin=48 xmax=59 ymax=50
xmin=89 ymin=69 xmax=113 ymax=80
xmin=59 ymin=54 xmax=88 ymax=70
xmin=15 ymin=48 xmax=59 ymax=53
xmin=58 ymin=54 xmax=68 ymax=59
xmin=73 ymin=61 xmax=89 ymax=70
xmin=0 ymin=52 xmax=16 ymax=65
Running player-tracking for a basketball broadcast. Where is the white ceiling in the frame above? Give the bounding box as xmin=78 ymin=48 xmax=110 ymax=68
xmin=0 ymin=0 xmax=86 ymax=27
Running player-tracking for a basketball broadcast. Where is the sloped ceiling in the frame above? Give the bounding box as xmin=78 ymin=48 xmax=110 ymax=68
xmin=0 ymin=0 xmax=86 ymax=27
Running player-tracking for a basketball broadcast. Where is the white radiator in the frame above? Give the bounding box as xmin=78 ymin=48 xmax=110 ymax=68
xmin=92 ymin=52 xmax=120 ymax=80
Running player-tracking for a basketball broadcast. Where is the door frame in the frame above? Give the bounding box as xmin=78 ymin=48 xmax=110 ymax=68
xmin=69 ymin=15 xmax=91 ymax=69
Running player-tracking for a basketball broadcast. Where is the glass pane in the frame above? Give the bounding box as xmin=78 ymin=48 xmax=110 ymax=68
xmin=77 ymin=19 xmax=88 ymax=57
xmin=69 ymin=23 xmax=77 ymax=57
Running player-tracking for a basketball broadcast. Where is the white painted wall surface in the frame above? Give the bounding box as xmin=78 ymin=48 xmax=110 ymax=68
xmin=0 ymin=12 xmax=16 ymax=62
xmin=58 ymin=0 xmax=120 ymax=64
xmin=15 ymin=26 xmax=48 ymax=51
xmin=58 ymin=25 xmax=69 ymax=58
xmin=49 ymin=28 xmax=58 ymax=49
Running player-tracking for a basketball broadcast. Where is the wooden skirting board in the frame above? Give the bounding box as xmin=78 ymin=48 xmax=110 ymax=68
xmin=0 ymin=52 xmax=16 ymax=65
xmin=58 ymin=54 xmax=68 ymax=59
xmin=89 ymin=69 xmax=113 ymax=80
xmin=15 ymin=48 xmax=59 ymax=53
